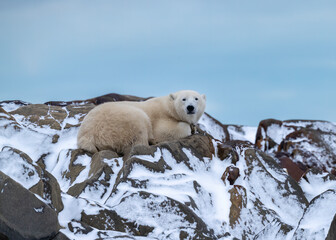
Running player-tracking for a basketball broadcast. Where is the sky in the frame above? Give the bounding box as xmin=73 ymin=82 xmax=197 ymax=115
xmin=0 ymin=0 xmax=335 ymax=126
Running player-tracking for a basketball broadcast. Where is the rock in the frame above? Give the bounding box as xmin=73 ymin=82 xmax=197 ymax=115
xmin=298 ymin=168 xmax=336 ymax=202
xmin=0 ymin=107 xmax=21 ymax=132
xmin=156 ymin=134 xmax=215 ymax=164
xmin=0 ymin=146 xmax=64 ymax=213
xmin=52 ymin=149 xmax=92 ymax=192
xmin=252 ymin=218 xmax=293 ymax=240
xmin=255 ymin=118 xmax=283 ymax=152
xmin=276 ymin=153 xmax=307 ymax=182
xmin=255 ymin=119 xmax=336 ymax=174
xmin=292 ymin=190 xmax=336 ymax=239
xmin=10 ymin=103 xmax=94 ymax=130
xmin=198 ymin=113 xmax=256 ymax=143
xmin=67 ymin=220 xmax=94 ymax=236
xmin=326 ymin=214 xmax=336 ymax=240
xmin=44 ymin=93 xmax=151 ymax=106
xmin=0 ymin=146 xmax=42 ymax=189
xmin=67 ymin=150 xmax=121 ymax=202
xmin=81 ymin=208 xmax=154 ymax=236
xmin=280 ymin=128 xmax=336 ymax=173
xmin=231 ymin=143 xmax=309 ymax=238
xmin=111 ymin=191 xmax=215 ymax=239
xmin=0 ymin=100 xmax=30 ymax=112
xmin=11 ymin=104 xmax=67 ymax=130
xmin=222 ymin=166 xmax=240 ymax=185
xmin=217 ymin=143 xmax=239 ymax=164
xmin=244 ymin=149 xmax=309 ymax=206
xmin=0 ymin=172 xmax=60 ymax=240
xmin=30 ymin=170 xmax=64 ymax=213
xmin=3 ymin=94 xmax=336 ymax=240
xmin=52 ymin=232 xmax=70 ymax=240
xmin=228 ymin=185 xmax=247 ymax=227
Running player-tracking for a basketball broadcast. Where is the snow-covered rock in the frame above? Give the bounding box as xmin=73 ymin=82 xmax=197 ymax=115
xmin=0 ymin=95 xmax=335 ymax=239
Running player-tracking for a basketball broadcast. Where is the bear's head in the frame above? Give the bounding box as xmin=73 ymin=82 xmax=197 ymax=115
xmin=169 ymin=90 xmax=206 ymax=124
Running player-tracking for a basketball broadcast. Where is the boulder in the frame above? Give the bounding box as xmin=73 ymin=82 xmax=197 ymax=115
xmin=67 ymin=150 xmax=121 ymax=203
xmin=52 ymin=149 xmax=93 ymax=192
xmin=44 ymin=93 xmax=151 ymax=106
xmin=0 ymin=146 xmax=63 ymax=213
xmin=292 ymin=189 xmax=336 ymax=239
xmin=276 ymin=152 xmax=307 ymax=182
xmin=198 ymin=113 xmax=256 ymax=143
xmin=0 ymin=107 xmax=21 ymax=131
xmin=10 ymin=104 xmax=94 ymax=130
xmin=255 ymin=119 xmax=336 ymax=174
xmin=222 ymin=166 xmax=240 ymax=185
xmin=0 ymin=172 xmax=60 ymax=240
xmin=326 ymin=214 xmax=336 ymax=240
xmin=228 ymin=185 xmax=246 ymax=227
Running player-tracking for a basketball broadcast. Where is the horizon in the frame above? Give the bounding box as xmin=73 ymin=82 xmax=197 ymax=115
xmin=1 ymin=0 xmax=336 ymax=126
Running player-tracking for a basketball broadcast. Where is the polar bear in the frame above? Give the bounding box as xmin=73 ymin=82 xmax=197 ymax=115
xmin=77 ymin=90 xmax=206 ymax=154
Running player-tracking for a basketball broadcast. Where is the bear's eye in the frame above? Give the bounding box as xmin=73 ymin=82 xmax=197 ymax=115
xmin=182 ymin=98 xmax=186 ymax=101
xmin=195 ymin=97 xmax=198 ymax=101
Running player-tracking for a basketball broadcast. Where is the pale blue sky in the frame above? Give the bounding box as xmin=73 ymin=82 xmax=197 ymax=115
xmin=1 ymin=0 xmax=335 ymax=125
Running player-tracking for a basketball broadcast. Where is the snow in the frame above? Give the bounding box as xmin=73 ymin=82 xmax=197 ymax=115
xmin=299 ymin=171 xmax=336 ymax=202
xmin=228 ymin=126 xmax=257 ymax=143
xmin=120 ymin=147 xmax=231 ymax=232
xmin=198 ymin=114 xmax=225 ymax=141
xmin=294 ymin=190 xmax=336 ymax=238
xmin=0 ymin=102 xmax=24 ymax=112
xmin=0 ymin=147 xmax=40 ymax=189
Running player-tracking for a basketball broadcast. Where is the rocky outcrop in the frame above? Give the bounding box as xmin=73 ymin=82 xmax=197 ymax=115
xmin=0 ymin=172 xmax=60 ymax=240
xmin=0 ymin=96 xmax=336 ymax=239
xmin=255 ymin=119 xmax=336 ymax=176
xmin=326 ymin=214 xmax=336 ymax=240
xmin=44 ymin=93 xmax=152 ymax=106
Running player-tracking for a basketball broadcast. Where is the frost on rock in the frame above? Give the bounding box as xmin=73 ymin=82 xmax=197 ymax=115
xmin=1 ymin=99 xmax=336 ymax=239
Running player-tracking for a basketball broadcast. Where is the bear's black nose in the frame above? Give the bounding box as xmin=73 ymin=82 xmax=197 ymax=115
xmin=187 ymin=105 xmax=194 ymax=113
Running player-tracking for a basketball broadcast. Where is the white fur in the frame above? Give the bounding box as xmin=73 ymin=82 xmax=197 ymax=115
xmin=77 ymin=90 xmax=206 ymax=154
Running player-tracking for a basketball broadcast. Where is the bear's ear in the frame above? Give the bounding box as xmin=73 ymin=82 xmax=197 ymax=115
xmin=202 ymin=94 xmax=206 ymax=101
xmin=169 ymin=93 xmax=176 ymax=101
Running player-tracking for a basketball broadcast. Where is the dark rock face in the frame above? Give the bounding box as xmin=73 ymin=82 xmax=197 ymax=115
xmin=0 ymin=172 xmax=60 ymax=240
xmin=326 ymin=214 xmax=336 ymax=240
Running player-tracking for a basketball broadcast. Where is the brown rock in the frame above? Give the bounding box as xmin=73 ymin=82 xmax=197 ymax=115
xmin=81 ymin=209 xmax=154 ymax=236
xmin=229 ymin=185 xmax=247 ymax=227
xmin=255 ymin=119 xmax=283 ymax=151
xmin=45 ymin=93 xmax=152 ymax=106
xmin=278 ymin=155 xmax=307 ymax=182
xmin=0 ymin=107 xmax=21 ymax=130
xmin=10 ymin=103 xmax=95 ymax=130
xmin=217 ymin=143 xmax=239 ymax=164
xmin=221 ymin=166 xmax=240 ymax=185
